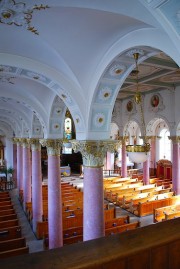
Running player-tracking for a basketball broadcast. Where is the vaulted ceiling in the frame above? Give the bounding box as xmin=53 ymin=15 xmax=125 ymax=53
xmin=0 ymin=0 xmax=179 ymax=139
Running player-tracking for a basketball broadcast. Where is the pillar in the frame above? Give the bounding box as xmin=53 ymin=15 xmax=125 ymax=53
xmin=143 ymin=157 xmax=150 ymax=185
xmin=169 ymin=136 xmax=180 ymax=195
xmin=150 ymin=136 xmax=156 ymax=173
xmin=13 ymin=138 xmax=23 ymax=191
xmin=121 ymin=140 xmax=127 ymax=178
xmin=22 ymin=139 xmax=31 ymax=210
xmin=71 ymin=140 xmax=118 ymax=241
xmin=40 ymin=139 xmax=63 ymax=249
xmin=29 ymin=139 xmax=43 ymax=233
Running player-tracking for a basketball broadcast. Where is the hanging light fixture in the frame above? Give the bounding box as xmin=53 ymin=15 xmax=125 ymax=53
xmin=126 ymin=52 xmax=150 ymax=163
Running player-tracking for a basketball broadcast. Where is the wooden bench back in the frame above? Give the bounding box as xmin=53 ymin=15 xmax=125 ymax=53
xmin=0 ymin=226 xmax=22 ymax=242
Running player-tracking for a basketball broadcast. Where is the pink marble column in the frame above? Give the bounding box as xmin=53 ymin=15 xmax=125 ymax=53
xmin=12 ymin=143 xmax=17 ymax=187
xmin=150 ymin=137 xmax=156 ymax=170
xmin=22 ymin=139 xmax=31 ymax=210
xmin=71 ymin=140 xmax=118 ymax=242
xmin=40 ymin=139 xmax=63 ymax=249
xmin=172 ymin=141 xmax=180 ymax=195
xmin=16 ymin=140 xmax=23 ymax=191
xmin=83 ymin=166 xmax=104 ymax=240
xmin=121 ymin=143 xmax=127 ymax=177
xmin=143 ymin=158 xmax=150 ymax=185
xmin=31 ymin=139 xmax=43 ymax=233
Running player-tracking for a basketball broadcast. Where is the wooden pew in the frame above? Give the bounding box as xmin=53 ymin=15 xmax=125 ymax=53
xmin=165 ymin=210 xmax=180 ymax=220
xmin=0 ymin=200 xmax=12 ymax=207
xmin=36 ymin=208 xmax=116 ymax=239
xmin=121 ymin=192 xmax=153 ymax=209
xmin=0 ymin=209 xmax=15 ymax=217
xmin=63 ymin=226 xmax=83 ymax=238
xmin=0 ymin=205 xmax=13 ymax=211
xmin=63 ymin=235 xmax=83 ymax=245
xmin=105 ymin=221 xmax=140 ymax=236
xmin=0 ymin=237 xmax=27 ymax=252
xmin=105 ymin=216 xmax=130 ymax=229
xmin=0 ymin=246 xmax=29 ymax=259
xmin=136 ymin=195 xmax=180 ymax=217
xmin=0 ymin=192 xmax=10 ymax=198
xmin=0 ymin=226 xmax=22 ymax=241
xmin=0 ymin=219 xmax=19 ymax=229
xmin=0 ymin=213 xmax=17 ymax=222
xmin=0 ymin=197 xmax=11 ymax=202
xmin=154 ymin=204 xmax=180 ymax=223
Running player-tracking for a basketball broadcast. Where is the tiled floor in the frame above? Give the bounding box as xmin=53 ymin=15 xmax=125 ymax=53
xmin=9 ymin=175 xmax=154 ymax=254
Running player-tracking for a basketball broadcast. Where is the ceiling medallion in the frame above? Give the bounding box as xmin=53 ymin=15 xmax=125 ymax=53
xmin=94 ymin=113 xmax=105 ymax=128
xmin=126 ymin=49 xmax=144 ymax=58
xmin=109 ymin=64 xmax=125 ymax=77
xmin=0 ymin=0 xmax=49 ymax=35
xmin=98 ymin=86 xmax=112 ymax=101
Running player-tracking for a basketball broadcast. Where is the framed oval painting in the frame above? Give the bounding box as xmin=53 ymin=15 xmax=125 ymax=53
xmin=127 ymin=100 xmax=133 ymax=112
xmin=151 ymin=94 xmax=159 ymax=107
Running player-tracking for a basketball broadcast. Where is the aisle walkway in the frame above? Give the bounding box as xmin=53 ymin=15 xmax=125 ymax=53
xmin=9 ymin=175 xmax=154 ymax=254
xmin=9 ymin=189 xmax=44 ymax=253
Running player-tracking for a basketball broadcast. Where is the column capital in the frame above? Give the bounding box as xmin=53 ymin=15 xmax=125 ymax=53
xmin=168 ymin=136 xmax=180 ymax=144
xmin=149 ymin=136 xmax=157 ymax=142
xmin=71 ymin=139 xmax=119 ymax=167
xmin=28 ymin=138 xmax=41 ymax=151
xmin=39 ymin=139 xmax=63 ymax=156
xmin=117 ymin=136 xmax=128 ymax=145
xmin=21 ymin=138 xmax=31 ymax=148
xmin=12 ymin=137 xmax=25 ymax=146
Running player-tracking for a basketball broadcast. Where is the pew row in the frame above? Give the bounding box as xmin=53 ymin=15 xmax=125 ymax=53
xmin=154 ymin=203 xmax=180 ymax=222
xmin=0 ymin=226 xmax=22 ymax=242
xmin=135 ymin=195 xmax=180 ymax=217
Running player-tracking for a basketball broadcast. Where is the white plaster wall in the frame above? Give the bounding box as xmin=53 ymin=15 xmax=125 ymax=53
xmin=119 ymin=87 xmax=180 ymax=135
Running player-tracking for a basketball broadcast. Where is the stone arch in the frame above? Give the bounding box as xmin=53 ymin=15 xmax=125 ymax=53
xmin=88 ymin=28 xmax=180 ymax=140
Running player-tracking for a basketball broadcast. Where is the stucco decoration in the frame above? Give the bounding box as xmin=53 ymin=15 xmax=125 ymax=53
xmin=98 ymin=86 xmax=112 ymax=101
xmin=32 ymin=114 xmax=42 ymax=137
xmin=109 ymin=64 xmax=126 ymax=77
xmin=0 ymin=0 xmax=49 ymax=35
xmin=0 ymin=65 xmax=14 ymax=72
xmin=25 ymin=71 xmax=48 ymax=83
xmin=0 ymin=64 xmax=85 ymax=136
xmin=93 ymin=113 xmax=105 ymax=128
xmin=71 ymin=140 xmax=119 ymax=167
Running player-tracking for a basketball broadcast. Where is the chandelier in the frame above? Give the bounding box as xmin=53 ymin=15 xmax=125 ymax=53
xmin=126 ymin=52 xmax=150 ymax=163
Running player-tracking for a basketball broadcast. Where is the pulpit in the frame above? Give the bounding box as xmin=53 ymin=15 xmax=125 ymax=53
xmin=156 ymin=159 xmax=172 ymax=179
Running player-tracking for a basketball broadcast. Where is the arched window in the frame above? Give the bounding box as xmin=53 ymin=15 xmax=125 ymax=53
xmin=159 ymin=129 xmax=171 ymax=160
xmin=64 ymin=117 xmax=72 ymax=140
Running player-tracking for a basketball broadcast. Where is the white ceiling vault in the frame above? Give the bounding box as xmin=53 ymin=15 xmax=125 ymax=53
xmin=0 ymin=0 xmax=179 ymax=140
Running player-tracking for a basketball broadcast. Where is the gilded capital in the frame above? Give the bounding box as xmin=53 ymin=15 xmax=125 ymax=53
xmin=21 ymin=138 xmax=31 ymax=148
xmin=28 ymin=138 xmax=41 ymax=151
xmin=12 ymin=137 xmax=24 ymax=146
xmin=148 ymin=136 xmax=156 ymax=142
xmin=71 ymin=140 xmax=119 ymax=167
xmin=39 ymin=139 xmax=63 ymax=156
xmin=168 ymin=136 xmax=180 ymax=144
xmin=117 ymin=136 xmax=128 ymax=145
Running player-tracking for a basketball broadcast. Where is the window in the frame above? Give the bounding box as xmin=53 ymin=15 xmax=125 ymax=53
xmin=159 ymin=129 xmax=171 ymax=160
